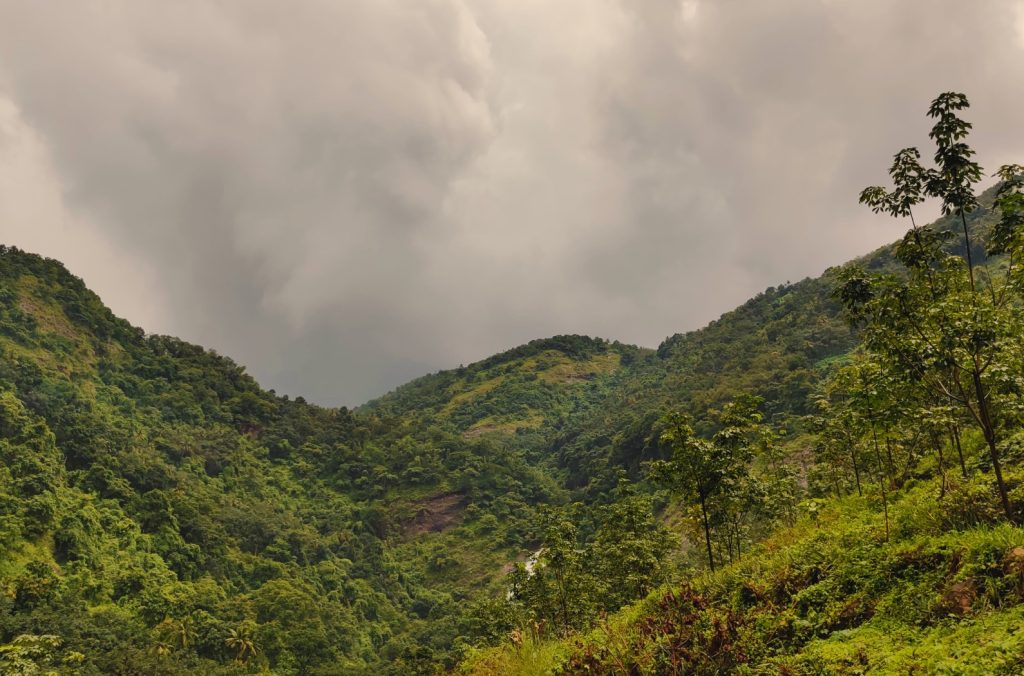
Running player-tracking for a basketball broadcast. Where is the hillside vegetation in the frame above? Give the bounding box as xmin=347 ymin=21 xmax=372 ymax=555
xmin=464 ymin=476 xmax=1024 ymax=674
xmin=0 ymin=246 xmax=582 ymax=673
xmin=1 ymin=92 xmax=1023 ymax=675
xmin=460 ymin=93 xmax=1024 ymax=674
xmin=365 ymin=336 xmax=646 ymax=445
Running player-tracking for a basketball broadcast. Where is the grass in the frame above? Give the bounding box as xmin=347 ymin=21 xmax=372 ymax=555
xmin=435 ymin=350 xmax=623 ymax=434
xmin=532 ymin=351 xmax=620 ymax=385
xmin=460 ymin=634 xmax=569 ymax=676
xmin=460 ymin=470 xmax=1024 ymax=674
xmin=464 ymin=412 xmax=546 ymax=438
xmin=441 ymin=377 xmax=507 ymax=417
xmin=792 ymin=609 xmax=1024 ymax=674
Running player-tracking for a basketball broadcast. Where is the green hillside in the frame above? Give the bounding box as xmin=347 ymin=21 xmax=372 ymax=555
xmin=0 ymin=246 xmax=569 ymax=673
xmin=2 ymin=94 xmax=1024 ymax=675
xmin=0 ymin=194 xmax=1015 ymax=674
xmin=365 ymin=335 xmax=647 ymax=443
xmin=458 ymin=97 xmax=1024 ymax=674
xmin=463 ymin=478 xmax=1024 ymax=674
xmin=1 ymin=193 xmax=1017 ymax=674
xmin=544 ymin=183 xmax=1006 ymax=499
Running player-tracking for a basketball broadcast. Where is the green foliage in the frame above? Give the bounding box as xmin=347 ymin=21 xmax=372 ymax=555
xmin=0 ymin=245 xmax=569 ymax=673
xmin=653 ymin=395 xmax=783 ymax=571
xmin=460 ymin=93 xmax=1024 ymax=674
xmin=551 ymin=275 xmax=857 ymax=495
xmin=835 ymin=92 xmax=1024 ymax=522
xmin=3 ymin=92 xmax=1024 ymax=674
xmin=468 ymin=478 xmax=1024 ymax=674
xmin=491 ymin=487 xmax=676 ymax=636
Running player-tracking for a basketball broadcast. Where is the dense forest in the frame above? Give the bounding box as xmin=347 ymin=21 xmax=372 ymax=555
xmin=2 ymin=93 xmax=1024 ymax=674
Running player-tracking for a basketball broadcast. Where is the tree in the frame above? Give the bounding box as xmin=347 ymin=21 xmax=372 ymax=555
xmin=225 ymin=623 xmax=259 ymax=663
xmin=927 ymin=92 xmax=984 ymax=292
xmin=0 ymin=634 xmax=63 ymax=675
xmin=824 ymin=359 xmax=900 ymax=540
xmin=840 ymin=92 xmax=1024 ymax=522
xmin=590 ymin=480 xmax=675 ymax=607
xmin=653 ymin=395 xmax=772 ymax=571
xmin=510 ymin=507 xmax=596 ymax=636
xmin=812 ymin=390 xmax=865 ymax=498
xmin=654 ymin=413 xmax=722 ymax=571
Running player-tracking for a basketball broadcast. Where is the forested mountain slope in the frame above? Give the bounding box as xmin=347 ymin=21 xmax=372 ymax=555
xmin=545 ymin=187 xmax=1003 ymax=498
xmin=0 ymin=184 xmax=1014 ymax=674
xmin=364 ymin=335 xmax=647 ymax=448
xmin=0 ymin=246 xmax=567 ymax=673
xmin=461 ymin=90 xmax=1024 ymax=673
xmin=5 ymin=90 xmax=1023 ymax=675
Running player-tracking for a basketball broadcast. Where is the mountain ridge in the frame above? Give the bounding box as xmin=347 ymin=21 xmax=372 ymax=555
xmin=0 ymin=185 xmax=1011 ymax=673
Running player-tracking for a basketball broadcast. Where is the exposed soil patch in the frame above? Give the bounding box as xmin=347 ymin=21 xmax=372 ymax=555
xmin=403 ymin=493 xmax=467 ymax=537
xmin=463 ymin=423 xmax=500 ymax=439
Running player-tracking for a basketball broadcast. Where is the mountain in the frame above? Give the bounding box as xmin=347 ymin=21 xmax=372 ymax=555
xmin=0 ymin=245 xmax=567 ymax=673
xmin=460 ymin=186 xmax=1024 ymax=673
xmin=0 ymin=184 xmax=1018 ymax=674
xmin=365 ymin=335 xmax=647 ymax=442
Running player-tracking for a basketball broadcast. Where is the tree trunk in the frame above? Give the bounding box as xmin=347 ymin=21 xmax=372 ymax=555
xmin=931 ymin=430 xmax=947 ymax=498
xmin=961 ymin=210 xmax=977 ymax=294
xmin=883 ymin=433 xmax=896 ymax=485
xmin=850 ymin=445 xmax=863 ymax=497
xmin=555 ymin=567 xmax=570 ymax=637
xmin=870 ymin=423 xmax=890 ymax=541
xmin=950 ymin=422 xmax=967 ymax=478
xmin=972 ymin=369 xmax=1013 ymax=522
xmin=699 ymin=492 xmax=715 ymax=572
xmin=735 ymin=516 xmax=742 ymax=559
xmin=844 ymin=428 xmax=863 ymax=496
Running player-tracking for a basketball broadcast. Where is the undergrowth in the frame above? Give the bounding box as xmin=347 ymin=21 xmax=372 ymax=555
xmin=462 ymin=470 xmax=1024 ymax=674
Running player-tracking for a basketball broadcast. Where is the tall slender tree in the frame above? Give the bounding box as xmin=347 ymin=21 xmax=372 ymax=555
xmin=840 ymin=92 xmax=1024 ymax=522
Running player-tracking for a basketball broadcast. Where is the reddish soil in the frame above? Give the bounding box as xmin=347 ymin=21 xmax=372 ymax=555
xmin=402 ymin=493 xmax=466 ymax=537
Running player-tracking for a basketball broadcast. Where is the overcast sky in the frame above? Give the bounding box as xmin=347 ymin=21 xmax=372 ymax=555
xmin=2 ymin=1 xmax=1024 ymax=406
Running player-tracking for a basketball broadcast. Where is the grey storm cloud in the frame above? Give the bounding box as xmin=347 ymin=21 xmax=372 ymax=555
xmin=2 ymin=0 xmax=1024 ymax=405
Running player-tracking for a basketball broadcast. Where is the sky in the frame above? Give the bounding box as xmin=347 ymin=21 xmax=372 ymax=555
xmin=2 ymin=0 xmax=1024 ymax=406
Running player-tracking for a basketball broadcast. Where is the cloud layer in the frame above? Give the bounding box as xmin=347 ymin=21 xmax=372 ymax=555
xmin=2 ymin=0 xmax=1023 ymax=405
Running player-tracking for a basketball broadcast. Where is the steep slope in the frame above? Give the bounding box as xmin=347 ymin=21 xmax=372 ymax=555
xmin=0 ymin=244 xmax=862 ymax=674
xmin=546 ymin=188 xmax=1005 ymax=497
xmin=0 ymin=246 xmax=563 ymax=674
xmin=458 ymin=187 xmax=1024 ymax=674
xmin=366 ymin=336 xmax=646 ymax=436
xmin=463 ymin=474 xmax=1024 ymax=675
xmin=548 ymin=274 xmax=857 ymax=494
xmin=0 ymin=186 xmax=1008 ymax=674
